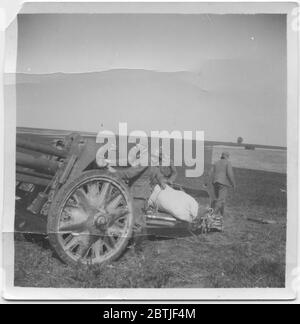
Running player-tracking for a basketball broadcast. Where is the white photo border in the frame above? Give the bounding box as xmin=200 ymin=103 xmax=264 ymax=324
xmin=0 ymin=1 xmax=298 ymax=301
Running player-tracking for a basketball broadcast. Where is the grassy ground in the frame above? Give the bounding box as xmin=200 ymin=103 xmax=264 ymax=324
xmin=212 ymin=146 xmax=286 ymax=174
xmin=14 ymin=167 xmax=287 ymax=288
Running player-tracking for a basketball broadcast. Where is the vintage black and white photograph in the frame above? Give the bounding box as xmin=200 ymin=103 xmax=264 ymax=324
xmin=1 ymin=2 xmax=298 ymax=299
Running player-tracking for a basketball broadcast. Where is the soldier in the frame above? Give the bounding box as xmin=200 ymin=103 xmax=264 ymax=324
xmin=210 ymin=151 xmax=236 ymax=217
xmin=108 ymin=144 xmax=177 ymax=191
xmin=149 ymin=146 xmax=177 ymax=190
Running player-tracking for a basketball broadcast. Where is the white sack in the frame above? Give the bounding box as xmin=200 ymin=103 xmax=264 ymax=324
xmin=148 ymin=185 xmax=199 ymax=222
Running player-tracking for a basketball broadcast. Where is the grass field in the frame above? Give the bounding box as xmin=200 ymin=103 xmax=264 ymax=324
xmin=14 ymin=165 xmax=287 ymax=288
xmin=212 ymin=146 xmax=286 ymax=174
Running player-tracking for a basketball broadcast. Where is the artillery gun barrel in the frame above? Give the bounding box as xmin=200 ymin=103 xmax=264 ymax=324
xmin=16 ymin=166 xmax=53 ymax=180
xmin=17 ymin=137 xmax=68 ymax=158
xmin=16 ymin=152 xmax=60 ymax=175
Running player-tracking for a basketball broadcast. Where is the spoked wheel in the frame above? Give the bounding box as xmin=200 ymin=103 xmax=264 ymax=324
xmin=47 ymin=170 xmax=134 ymax=267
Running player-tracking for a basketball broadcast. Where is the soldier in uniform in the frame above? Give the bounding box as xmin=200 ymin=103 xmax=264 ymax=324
xmin=210 ymin=151 xmax=236 ymax=217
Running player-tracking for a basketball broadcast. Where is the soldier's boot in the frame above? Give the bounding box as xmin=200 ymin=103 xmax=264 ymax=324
xmin=211 ymin=215 xmax=224 ymax=232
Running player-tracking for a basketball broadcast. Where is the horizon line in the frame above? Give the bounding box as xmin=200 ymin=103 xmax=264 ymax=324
xmin=16 ymin=126 xmax=287 ymax=150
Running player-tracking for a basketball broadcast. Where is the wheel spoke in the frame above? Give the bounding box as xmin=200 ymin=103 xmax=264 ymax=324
xmin=74 ymin=189 xmax=90 ymax=211
xmin=102 ymin=234 xmax=116 ymax=249
xmin=87 ymin=182 xmax=100 ymax=197
xmin=97 ymin=183 xmax=111 ymax=208
xmin=92 ymin=239 xmax=105 ymax=259
xmin=106 ymin=194 xmax=123 ymax=212
xmin=59 ymin=206 xmax=88 ymax=232
xmin=64 ymin=235 xmax=82 ymax=251
xmin=64 ymin=205 xmax=88 ymax=220
xmin=108 ymin=207 xmax=129 ymax=226
xmin=77 ymin=233 xmax=100 ymax=259
xmin=59 ymin=221 xmax=86 ymax=233
xmin=86 ymin=182 xmax=101 ymax=207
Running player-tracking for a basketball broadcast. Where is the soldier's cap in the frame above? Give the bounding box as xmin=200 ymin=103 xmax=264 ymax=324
xmin=221 ymin=151 xmax=230 ymax=158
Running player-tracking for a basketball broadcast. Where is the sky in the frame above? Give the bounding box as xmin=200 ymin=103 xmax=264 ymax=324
xmin=10 ymin=14 xmax=287 ymax=146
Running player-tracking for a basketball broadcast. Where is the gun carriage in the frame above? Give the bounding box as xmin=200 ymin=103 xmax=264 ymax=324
xmin=16 ymin=131 xmax=213 ymax=267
